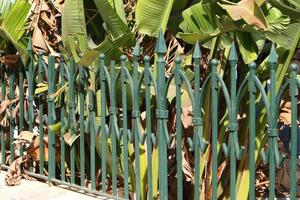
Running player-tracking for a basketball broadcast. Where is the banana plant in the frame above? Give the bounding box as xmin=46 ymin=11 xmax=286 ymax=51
xmin=177 ymin=0 xmax=292 ymax=64
xmin=0 ymin=0 xmax=31 ymax=63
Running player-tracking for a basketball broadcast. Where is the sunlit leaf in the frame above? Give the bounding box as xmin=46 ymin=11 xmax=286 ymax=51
xmin=219 ymin=0 xmax=267 ymax=30
xmin=136 ymin=0 xmax=174 ymax=36
xmin=62 ymin=0 xmax=87 ymax=61
xmin=0 ymin=0 xmax=30 ymax=63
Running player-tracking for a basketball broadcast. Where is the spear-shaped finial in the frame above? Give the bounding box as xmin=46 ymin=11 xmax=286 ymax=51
xmin=228 ymin=42 xmax=238 ymax=62
xmin=193 ymin=41 xmax=201 ymax=59
xmin=133 ymin=41 xmax=140 ymax=57
xmin=155 ymin=28 xmax=167 ymax=54
xmin=269 ymin=43 xmax=277 ymax=64
xmin=27 ymin=37 xmax=33 ymax=54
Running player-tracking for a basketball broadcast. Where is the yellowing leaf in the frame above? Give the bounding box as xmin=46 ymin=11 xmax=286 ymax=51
xmin=35 ymin=82 xmax=48 ymax=94
xmin=49 ymin=83 xmax=68 ymax=99
xmin=63 ymin=132 xmax=80 ymax=146
xmin=219 ymin=0 xmax=267 ymax=30
xmin=48 ymin=122 xmax=61 ymax=134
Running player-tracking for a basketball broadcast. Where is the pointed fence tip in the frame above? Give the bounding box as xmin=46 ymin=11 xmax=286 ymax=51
xmin=269 ymin=43 xmax=277 ymax=63
xmin=193 ymin=41 xmax=201 ymax=59
xmin=133 ymin=41 xmax=140 ymax=56
xmin=27 ymin=37 xmax=33 ymax=52
xmin=228 ymin=42 xmax=238 ymax=62
xmin=155 ymin=28 xmax=167 ymax=54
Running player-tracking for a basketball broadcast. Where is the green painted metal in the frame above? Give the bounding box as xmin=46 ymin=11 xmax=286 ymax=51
xmin=143 ymin=55 xmax=154 ymax=200
xmin=47 ymin=55 xmax=56 ymax=179
xmin=120 ymin=54 xmax=129 ymax=198
xmin=289 ymin=63 xmax=298 ymax=200
xmin=88 ymin=87 xmax=96 ymax=191
xmin=210 ymin=58 xmax=219 ymax=200
xmin=268 ymin=44 xmax=278 ymax=200
xmin=175 ymin=56 xmax=183 ymax=200
xmin=0 ymin=61 xmax=6 ymax=166
xmin=38 ymin=52 xmax=44 ymax=174
xmin=18 ymin=62 xmax=24 ymax=156
xmin=69 ymin=58 xmax=76 ymax=184
xmin=99 ymin=54 xmax=107 ymax=193
xmin=109 ymin=60 xmax=118 ymax=196
xmin=132 ymin=42 xmax=144 ymax=200
xmin=248 ymin=62 xmax=257 ymax=200
xmin=79 ymin=65 xmax=86 ymax=188
xmin=59 ymin=57 xmax=66 ymax=182
xmin=156 ymin=29 xmax=169 ymax=200
xmin=8 ymin=65 xmax=15 ymax=162
xmin=27 ymin=38 xmax=34 ymax=133
xmin=190 ymin=41 xmax=208 ymax=200
xmin=1 ymin=36 xmax=299 ymax=200
xmin=223 ymin=43 xmax=246 ymax=200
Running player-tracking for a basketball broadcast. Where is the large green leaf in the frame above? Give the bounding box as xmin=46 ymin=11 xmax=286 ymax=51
xmin=181 ymin=2 xmax=220 ymax=34
xmin=236 ymin=31 xmax=259 ymax=64
xmin=62 ymin=0 xmax=87 ymax=61
xmin=269 ymin=0 xmax=300 ymax=21
xmin=0 ymin=0 xmax=11 ymax=16
xmin=264 ymin=6 xmax=290 ymax=33
xmin=136 ymin=0 xmax=175 ymax=36
xmin=178 ymin=33 xmax=217 ymax=45
xmin=78 ymin=33 xmax=135 ymax=66
xmin=93 ymin=0 xmax=130 ymax=39
xmin=107 ymin=0 xmax=127 ymax=23
xmin=266 ymin=22 xmax=300 ymax=48
xmin=0 ymin=0 xmax=30 ymax=63
xmin=178 ymin=2 xmax=222 ymax=45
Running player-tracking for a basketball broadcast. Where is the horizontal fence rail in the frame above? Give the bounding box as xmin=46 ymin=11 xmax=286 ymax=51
xmin=0 ymin=31 xmax=299 ymax=200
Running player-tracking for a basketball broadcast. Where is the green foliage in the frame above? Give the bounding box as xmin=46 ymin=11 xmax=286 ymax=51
xmin=93 ymin=0 xmax=130 ymax=39
xmin=136 ymin=0 xmax=175 ymax=36
xmin=0 ymin=0 xmax=30 ymax=63
xmin=62 ymin=0 xmax=87 ymax=61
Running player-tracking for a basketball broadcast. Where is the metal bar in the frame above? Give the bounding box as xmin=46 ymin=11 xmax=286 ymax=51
xmin=109 ymin=60 xmax=117 ymax=195
xmin=19 ymin=62 xmax=24 ymax=156
xmin=69 ymin=58 xmax=76 ymax=184
xmin=79 ymin=65 xmax=85 ymax=188
xmin=289 ymin=63 xmax=298 ymax=200
xmin=60 ymin=59 xmax=66 ymax=182
xmin=99 ymin=54 xmax=107 ymax=193
xmin=38 ymin=52 xmax=44 ymax=174
xmin=8 ymin=65 xmax=15 ymax=162
xmin=0 ymin=62 xmax=6 ymax=166
xmin=88 ymin=89 xmax=96 ymax=190
xmin=229 ymin=44 xmax=237 ymax=200
xmin=28 ymin=45 xmax=34 ymax=133
xmin=155 ymin=29 xmax=168 ymax=200
xmin=47 ymin=55 xmax=56 ymax=179
xmin=268 ymin=47 xmax=277 ymax=200
xmin=210 ymin=59 xmax=219 ymax=200
xmin=132 ymin=45 xmax=141 ymax=200
xmin=120 ymin=55 xmax=129 ymax=198
xmin=143 ymin=56 xmax=153 ymax=200
xmin=248 ymin=62 xmax=257 ymax=200
xmin=174 ymin=57 xmax=183 ymax=200
xmin=193 ymin=41 xmax=201 ymax=200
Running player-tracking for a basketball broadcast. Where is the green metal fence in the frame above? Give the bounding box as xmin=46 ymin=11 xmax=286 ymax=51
xmin=0 ymin=30 xmax=299 ymax=200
